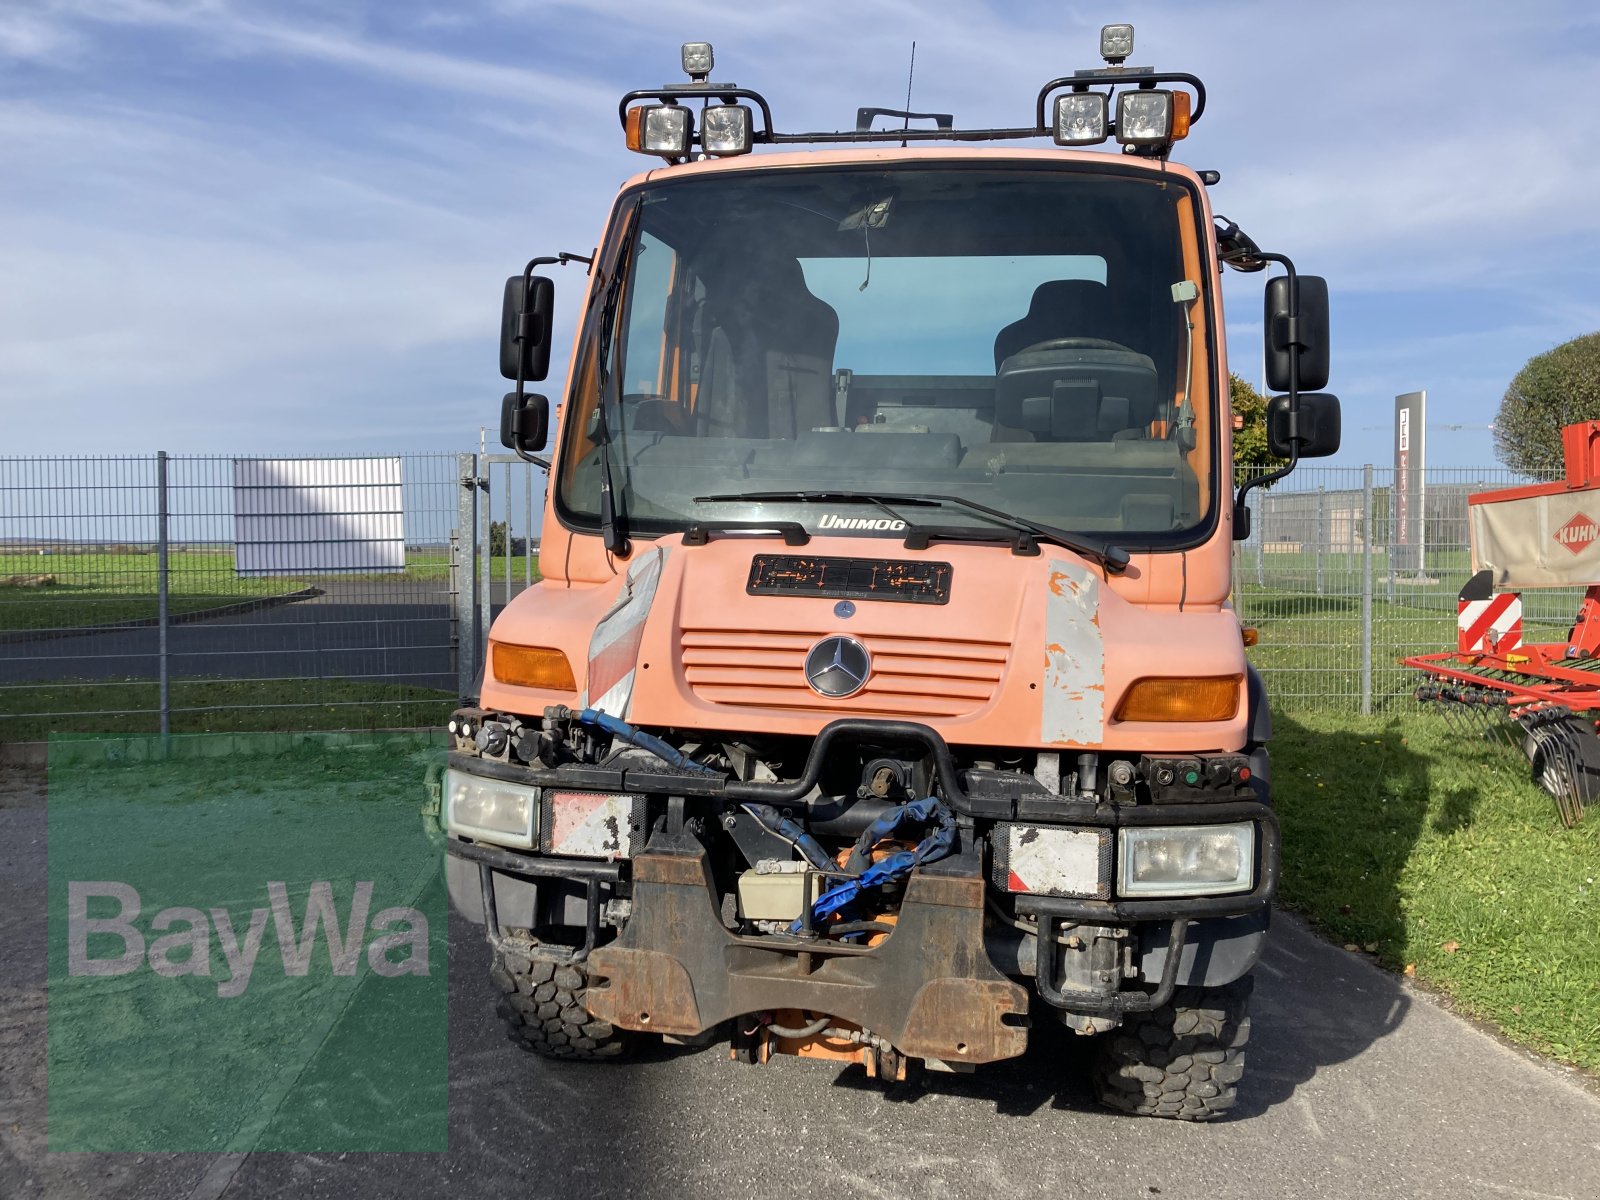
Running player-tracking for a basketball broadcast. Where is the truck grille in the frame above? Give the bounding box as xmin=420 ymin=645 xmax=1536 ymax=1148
xmin=679 ymin=628 xmax=1010 ymax=719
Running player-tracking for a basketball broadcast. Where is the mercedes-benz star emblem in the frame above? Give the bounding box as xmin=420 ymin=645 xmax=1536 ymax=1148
xmin=804 ymin=636 xmax=871 ymax=698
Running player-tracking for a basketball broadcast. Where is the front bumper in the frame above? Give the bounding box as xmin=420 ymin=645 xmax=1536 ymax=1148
xmin=443 ymin=718 xmax=1278 ymax=1040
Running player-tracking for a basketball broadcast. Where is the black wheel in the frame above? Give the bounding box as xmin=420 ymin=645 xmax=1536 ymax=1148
xmin=489 ymin=947 xmax=633 ymax=1060
xmin=1092 ymin=977 xmax=1252 ymax=1121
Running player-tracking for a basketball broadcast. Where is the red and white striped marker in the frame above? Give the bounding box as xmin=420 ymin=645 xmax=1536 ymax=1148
xmin=1458 ymin=588 xmax=1522 ymax=655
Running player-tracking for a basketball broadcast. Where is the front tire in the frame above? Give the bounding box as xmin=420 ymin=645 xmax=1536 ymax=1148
xmin=490 ymin=947 xmax=633 ymax=1060
xmin=1092 ymin=977 xmax=1252 ymax=1121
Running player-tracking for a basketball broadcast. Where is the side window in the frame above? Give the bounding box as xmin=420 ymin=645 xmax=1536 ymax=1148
xmin=619 ymin=231 xmax=677 ymax=396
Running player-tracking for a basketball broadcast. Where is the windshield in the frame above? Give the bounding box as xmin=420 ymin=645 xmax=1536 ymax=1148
xmin=557 ymin=164 xmax=1216 ymax=545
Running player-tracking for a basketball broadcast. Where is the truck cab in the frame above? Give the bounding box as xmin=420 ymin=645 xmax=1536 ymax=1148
xmin=441 ymin=26 xmax=1338 ymax=1119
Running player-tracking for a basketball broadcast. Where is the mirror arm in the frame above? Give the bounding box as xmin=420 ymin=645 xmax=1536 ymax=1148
xmin=1233 ymin=250 xmax=1302 ymax=529
xmin=511 ymin=252 xmax=589 ymax=412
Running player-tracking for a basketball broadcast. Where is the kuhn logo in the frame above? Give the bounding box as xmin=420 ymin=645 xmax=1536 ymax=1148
xmin=817 ymin=513 xmax=906 ymax=532
xmin=1555 ymin=512 xmax=1599 ymax=556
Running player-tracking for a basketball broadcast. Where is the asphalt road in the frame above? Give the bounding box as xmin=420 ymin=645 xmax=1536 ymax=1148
xmin=4 ymin=764 xmax=1598 ymax=1200
xmin=0 ymin=579 xmax=503 ymax=691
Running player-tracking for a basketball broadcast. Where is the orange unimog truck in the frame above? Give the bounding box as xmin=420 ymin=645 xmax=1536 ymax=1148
xmin=441 ymin=25 xmax=1340 ymax=1120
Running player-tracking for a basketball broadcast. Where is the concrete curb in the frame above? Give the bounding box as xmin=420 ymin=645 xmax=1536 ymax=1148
xmin=0 ymin=586 xmax=324 ymax=646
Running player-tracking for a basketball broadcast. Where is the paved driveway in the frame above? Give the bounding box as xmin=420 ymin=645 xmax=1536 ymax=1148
xmin=2 ymin=766 xmax=1596 ymax=1200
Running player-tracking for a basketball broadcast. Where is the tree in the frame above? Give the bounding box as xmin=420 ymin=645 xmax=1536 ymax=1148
xmin=489 ymin=520 xmax=508 ymax=557
xmin=1230 ymin=372 xmax=1273 ymax=487
xmin=1494 ymin=332 xmax=1600 ymax=477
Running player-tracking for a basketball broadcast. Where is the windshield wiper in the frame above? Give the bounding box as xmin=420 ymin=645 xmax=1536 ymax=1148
xmin=589 ymin=211 xmax=639 ymax=555
xmin=693 ymin=489 xmax=1130 ymax=574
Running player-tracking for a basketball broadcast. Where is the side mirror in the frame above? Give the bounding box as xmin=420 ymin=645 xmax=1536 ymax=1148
xmin=1267 ymin=392 xmax=1341 ymax=459
xmin=1264 ymin=274 xmax=1329 ymax=393
xmin=501 ymin=392 xmax=550 ymax=453
xmin=500 ymin=275 xmax=555 ymax=382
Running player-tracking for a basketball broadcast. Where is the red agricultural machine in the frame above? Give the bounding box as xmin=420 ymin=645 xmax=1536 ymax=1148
xmin=1407 ymin=421 xmax=1600 ymax=826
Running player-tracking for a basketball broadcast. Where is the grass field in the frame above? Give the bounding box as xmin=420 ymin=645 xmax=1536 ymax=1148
xmin=0 ymin=548 xmax=541 ymax=631
xmin=1272 ymin=708 xmax=1600 ymax=1072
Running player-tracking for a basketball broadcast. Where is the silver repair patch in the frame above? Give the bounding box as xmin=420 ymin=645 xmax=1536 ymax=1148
xmin=1041 ymin=557 xmax=1105 ymax=745
xmin=581 ymin=545 xmax=669 ymax=718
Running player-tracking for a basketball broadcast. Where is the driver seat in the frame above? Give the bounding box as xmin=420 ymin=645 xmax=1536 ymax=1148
xmin=993 ymin=280 xmax=1135 ymax=369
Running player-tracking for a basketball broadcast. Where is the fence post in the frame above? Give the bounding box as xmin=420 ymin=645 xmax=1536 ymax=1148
xmin=157 ymin=451 xmax=170 ymax=740
xmin=1315 ymin=485 xmax=1326 ymax=596
xmin=479 ymin=459 xmax=492 ymax=674
xmin=1361 ymin=464 xmax=1374 ymax=716
xmin=456 ymin=452 xmax=479 ymax=701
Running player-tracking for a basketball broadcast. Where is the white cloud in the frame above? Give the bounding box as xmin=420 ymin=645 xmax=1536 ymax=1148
xmin=1 ymin=0 xmax=1598 ymax=462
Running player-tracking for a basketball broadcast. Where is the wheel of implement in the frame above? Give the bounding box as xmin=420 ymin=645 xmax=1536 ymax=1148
xmin=490 ymin=947 xmax=634 ymax=1060
xmin=1092 ymin=977 xmax=1252 ymax=1121
xmin=1522 ymin=718 xmax=1600 ymax=827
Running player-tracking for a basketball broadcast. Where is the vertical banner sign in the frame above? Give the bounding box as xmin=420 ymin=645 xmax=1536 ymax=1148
xmin=1393 ymin=391 xmax=1427 ymax=574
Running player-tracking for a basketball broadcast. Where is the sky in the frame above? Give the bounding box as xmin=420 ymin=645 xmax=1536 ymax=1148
xmin=2 ymin=0 xmax=1599 ymax=469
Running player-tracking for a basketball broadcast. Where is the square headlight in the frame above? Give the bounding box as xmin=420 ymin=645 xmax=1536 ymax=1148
xmin=1118 ymin=822 xmax=1255 ymax=897
xmin=640 ymin=105 xmax=692 ymax=156
xmin=701 ymin=104 xmax=752 ymax=156
xmin=446 ymin=769 xmax=539 ymax=848
xmin=1116 ymin=90 xmax=1174 ymax=146
xmin=1053 ymin=93 xmax=1108 ymax=146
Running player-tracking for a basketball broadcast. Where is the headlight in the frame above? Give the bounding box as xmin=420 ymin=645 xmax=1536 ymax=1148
xmin=1053 ymin=93 xmax=1108 ymax=146
xmin=701 ymin=104 xmax=752 ymax=156
xmin=446 ymin=769 xmax=539 ymax=848
xmin=1114 ymin=90 xmax=1191 ymax=147
xmin=624 ymin=104 xmax=692 ymax=157
xmin=1118 ymin=822 xmax=1255 ymax=897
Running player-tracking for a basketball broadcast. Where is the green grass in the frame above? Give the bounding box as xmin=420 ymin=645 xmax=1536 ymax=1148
xmin=1273 ymin=708 xmax=1600 ymax=1071
xmin=0 ymin=677 xmax=456 ymax=740
xmin=1238 ymin=577 xmax=1589 ymax=713
xmin=0 ymin=548 xmax=541 ymax=631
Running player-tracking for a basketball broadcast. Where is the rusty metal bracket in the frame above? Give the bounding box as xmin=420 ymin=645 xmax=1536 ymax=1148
xmin=584 ymin=847 xmax=1030 ymax=1065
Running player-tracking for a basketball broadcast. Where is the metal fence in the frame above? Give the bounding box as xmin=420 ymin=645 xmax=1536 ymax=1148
xmin=1233 ymin=464 xmax=1574 ymax=714
xmin=0 ymin=454 xmax=1564 ymax=738
xmin=0 ymin=452 xmax=545 ymax=740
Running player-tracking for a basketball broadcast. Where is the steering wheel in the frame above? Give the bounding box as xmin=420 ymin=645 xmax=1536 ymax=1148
xmin=1012 ymin=337 xmax=1135 ymax=358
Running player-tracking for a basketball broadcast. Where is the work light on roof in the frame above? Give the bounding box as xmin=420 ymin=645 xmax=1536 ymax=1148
xmin=681 ymin=41 xmax=713 ymax=81
xmin=1052 ymin=92 xmax=1108 ymax=146
xmin=1115 ymin=89 xmax=1190 ymax=147
xmin=625 ymin=103 xmax=692 ymax=157
xmin=701 ymin=104 xmax=753 ymax=155
xmin=616 ymin=26 xmax=1204 ymax=162
xmin=1100 ymin=23 xmax=1134 ymax=65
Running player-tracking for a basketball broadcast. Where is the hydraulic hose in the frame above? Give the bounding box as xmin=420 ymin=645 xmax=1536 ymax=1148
xmin=765 ymin=1014 xmax=831 ymax=1039
xmin=578 ymin=708 xmax=721 ymax=777
xmin=739 ymin=803 xmax=835 ymax=874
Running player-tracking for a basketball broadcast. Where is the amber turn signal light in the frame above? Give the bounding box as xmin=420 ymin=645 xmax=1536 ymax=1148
xmin=491 ymin=641 xmax=576 ymax=691
xmin=1113 ymin=675 xmax=1242 ymax=723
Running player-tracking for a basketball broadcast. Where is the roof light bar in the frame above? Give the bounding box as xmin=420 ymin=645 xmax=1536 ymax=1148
xmin=616 ymin=27 xmax=1204 ymax=159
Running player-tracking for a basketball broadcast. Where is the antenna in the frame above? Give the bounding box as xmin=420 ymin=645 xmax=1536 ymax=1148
xmin=901 ymin=41 xmax=916 ymax=147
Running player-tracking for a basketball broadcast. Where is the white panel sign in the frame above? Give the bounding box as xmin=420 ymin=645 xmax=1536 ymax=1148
xmin=232 ymin=458 xmax=404 ymax=576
